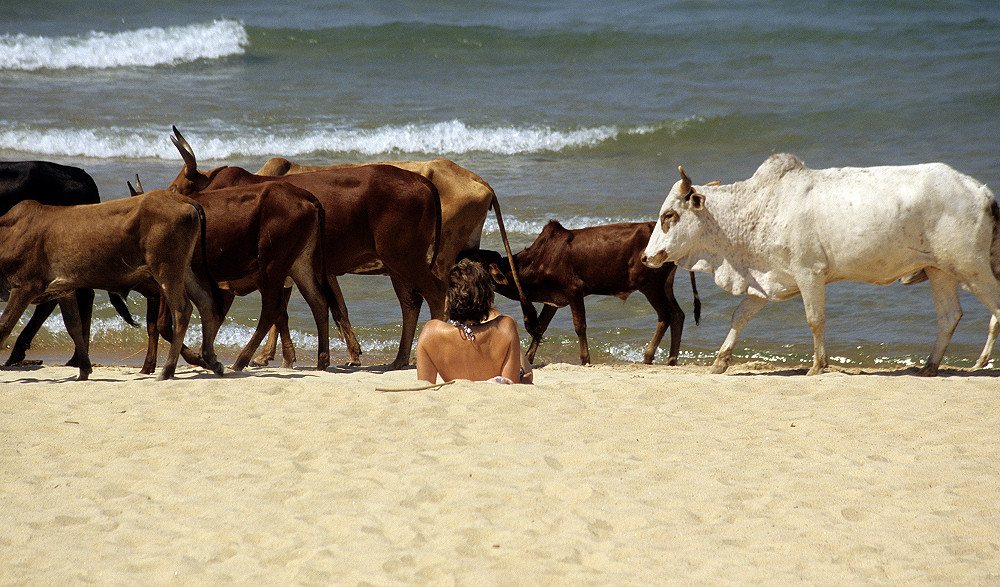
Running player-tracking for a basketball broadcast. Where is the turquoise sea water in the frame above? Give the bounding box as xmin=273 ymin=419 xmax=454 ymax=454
xmin=1 ymin=1 xmax=998 ymax=369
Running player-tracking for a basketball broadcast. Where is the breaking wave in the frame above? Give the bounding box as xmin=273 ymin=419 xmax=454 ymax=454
xmin=0 ymin=120 xmax=665 ymax=158
xmin=0 ymin=19 xmax=248 ymax=71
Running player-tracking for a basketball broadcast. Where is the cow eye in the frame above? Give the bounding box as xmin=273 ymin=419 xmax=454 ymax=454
xmin=660 ymin=210 xmax=678 ymax=230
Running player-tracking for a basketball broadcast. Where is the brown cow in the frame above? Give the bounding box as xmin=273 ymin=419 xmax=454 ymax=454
xmin=130 ymin=179 xmax=336 ymax=374
xmin=0 ymin=191 xmax=224 ymax=380
xmin=253 ymin=156 xmax=537 ymax=364
xmin=167 ymin=127 xmax=445 ymax=369
xmin=467 ymin=220 xmax=700 ymax=365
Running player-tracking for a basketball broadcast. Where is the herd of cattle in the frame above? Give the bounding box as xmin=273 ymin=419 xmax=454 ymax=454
xmin=1 ymin=129 xmax=998 ymax=381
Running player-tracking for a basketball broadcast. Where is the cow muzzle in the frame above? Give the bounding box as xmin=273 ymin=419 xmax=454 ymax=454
xmin=641 ymin=250 xmax=669 ymax=269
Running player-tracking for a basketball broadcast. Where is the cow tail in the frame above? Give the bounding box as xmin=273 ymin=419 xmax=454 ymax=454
xmin=189 ymin=200 xmax=225 ymax=317
xmin=990 ymin=197 xmax=1000 ymax=282
xmin=491 ymin=194 xmax=541 ymax=338
xmin=109 ymin=293 xmax=139 ymax=327
xmin=427 ymin=180 xmax=442 ymax=271
xmin=309 ymin=194 xmax=337 ymax=305
xmin=689 ymin=271 xmax=701 ymax=325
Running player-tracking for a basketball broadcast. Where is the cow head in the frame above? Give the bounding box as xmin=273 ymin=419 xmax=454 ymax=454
xmin=166 ymin=126 xmax=227 ymax=195
xmin=457 ymin=249 xmax=521 ymax=301
xmin=642 ymin=166 xmax=707 ymax=268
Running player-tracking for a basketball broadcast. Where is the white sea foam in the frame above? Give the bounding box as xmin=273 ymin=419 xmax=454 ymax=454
xmin=0 ymin=19 xmax=248 ymax=71
xmin=0 ymin=120 xmax=657 ymax=158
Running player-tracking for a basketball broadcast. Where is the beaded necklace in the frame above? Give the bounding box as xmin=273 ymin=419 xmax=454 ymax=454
xmin=448 ymin=319 xmax=476 ymax=341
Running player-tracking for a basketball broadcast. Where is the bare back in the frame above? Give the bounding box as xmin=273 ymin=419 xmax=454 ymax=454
xmin=416 ymin=315 xmax=524 ymax=383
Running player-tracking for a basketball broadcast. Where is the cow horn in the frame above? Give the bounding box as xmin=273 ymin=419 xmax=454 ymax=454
xmin=127 ymin=181 xmax=138 ymax=197
xmin=171 ymin=125 xmax=198 ymax=180
xmin=678 ymin=166 xmax=692 ymax=195
xmin=134 ymin=174 xmax=144 ymax=194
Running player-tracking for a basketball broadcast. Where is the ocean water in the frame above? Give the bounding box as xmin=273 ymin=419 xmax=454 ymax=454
xmin=1 ymin=1 xmax=998 ymax=370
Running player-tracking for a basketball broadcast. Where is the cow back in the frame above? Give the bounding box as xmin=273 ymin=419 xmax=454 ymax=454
xmin=0 ymin=161 xmax=100 ymax=216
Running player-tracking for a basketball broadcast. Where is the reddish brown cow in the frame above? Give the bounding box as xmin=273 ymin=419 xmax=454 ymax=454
xmin=253 ymin=156 xmax=537 ymax=368
xmin=0 ymin=191 xmax=224 ymax=380
xmin=131 ymin=179 xmax=336 ymax=374
xmin=468 ymin=220 xmax=700 ymax=365
xmin=167 ymin=127 xmax=445 ymax=369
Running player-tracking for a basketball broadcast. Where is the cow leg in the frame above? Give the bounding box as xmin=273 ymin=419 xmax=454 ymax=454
xmin=974 ymin=315 xmax=999 ymax=369
xmin=184 ymin=270 xmax=225 ymax=377
xmin=59 ymin=294 xmax=92 ymax=381
xmin=5 ymin=300 xmax=57 ymax=366
xmin=389 ymin=276 xmax=425 ymax=370
xmin=233 ymin=275 xmax=294 ymax=372
xmin=919 ymin=268 xmax=963 ymax=377
xmin=526 ymin=304 xmax=558 ymax=364
xmin=252 ymin=287 xmax=292 ymax=367
xmin=65 ymin=288 xmax=95 ymax=367
xmin=568 ymin=295 xmax=591 ymax=365
xmin=797 ymin=277 xmax=829 ymax=375
xmin=641 ymin=275 xmax=684 ymax=365
xmin=713 ymin=294 xmax=768 ymax=374
xmin=288 ymin=265 xmax=331 ymax=371
xmin=326 ymin=276 xmax=362 ymax=366
xmin=0 ymin=288 xmax=39 ymax=359
xmin=140 ymin=289 xmax=161 ymax=375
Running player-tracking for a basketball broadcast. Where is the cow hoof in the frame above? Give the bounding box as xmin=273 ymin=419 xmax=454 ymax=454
xmin=76 ymin=370 xmax=91 ymax=381
xmin=916 ymin=365 xmax=939 ymax=377
xmin=211 ymin=362 xmax=226 ymax=377
xmin=709 ymin=361 xmax=729 ymax=374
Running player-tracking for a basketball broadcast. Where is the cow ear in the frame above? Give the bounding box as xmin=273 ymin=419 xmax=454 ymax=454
xmin=690 ymin=192 xmax=705 ymax=210
xmin=488 ymin=263 xmax=510 ymax=286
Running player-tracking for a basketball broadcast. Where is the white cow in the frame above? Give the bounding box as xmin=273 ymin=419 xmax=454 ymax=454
xmin=641 ymin=153 xmax=1000 ymax=376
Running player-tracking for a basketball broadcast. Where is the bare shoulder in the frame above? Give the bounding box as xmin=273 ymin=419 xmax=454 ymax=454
xmin=491 ymin=315 xmax=520 ymax=335
xmin=418 ymin=318 xmax=451 ymax=338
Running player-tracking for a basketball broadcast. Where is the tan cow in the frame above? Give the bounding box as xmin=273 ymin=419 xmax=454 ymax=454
xmin=0 ymin=191 xmax=225 ymax=380
xmin=253 ymin=156 xmax=536 ymax=366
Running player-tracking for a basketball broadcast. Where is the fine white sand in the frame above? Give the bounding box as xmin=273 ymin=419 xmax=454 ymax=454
xmin=1 ymin=360 xmax=998 ymax=584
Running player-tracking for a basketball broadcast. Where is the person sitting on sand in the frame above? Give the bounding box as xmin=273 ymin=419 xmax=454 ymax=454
xmin=416 ymin=259 xmax=532 ymax=384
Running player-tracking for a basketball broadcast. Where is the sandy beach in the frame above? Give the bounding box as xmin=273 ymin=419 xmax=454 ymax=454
xmin=1 ymin=359 xmax=998 ymax=584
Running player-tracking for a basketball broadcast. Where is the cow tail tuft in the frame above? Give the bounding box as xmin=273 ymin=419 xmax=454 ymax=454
xmin=689 ymin=271 xmax=701 ymax=325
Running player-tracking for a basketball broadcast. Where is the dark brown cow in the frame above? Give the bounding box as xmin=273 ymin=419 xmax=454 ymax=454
xmin=0 ymin=191 xmax=224 ymax=380
xmin=131 ymin=179 xmax=335 ymax=374
xmin=167 ymin=127 xmax=445 ymax=369
xmin=468 ymin=220 xmax=700 ymax=365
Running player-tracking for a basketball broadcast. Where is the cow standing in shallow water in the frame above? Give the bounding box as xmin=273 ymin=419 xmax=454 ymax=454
xmin=642 ymin=153 xmax=1000 ymax=376
xmin=469 ymin=220 xmax=700 ymax=365
xmin=0 ymin=161 xmax=134 ymax=366
xmin=0 ymin=192 xmax=225 ymax=380
xmin=167 ymin=127 xmax=446 ymax=369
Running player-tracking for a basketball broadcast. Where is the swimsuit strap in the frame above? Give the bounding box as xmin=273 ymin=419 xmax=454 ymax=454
xmin=448 ymin=319 xmax=476 ymax=341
